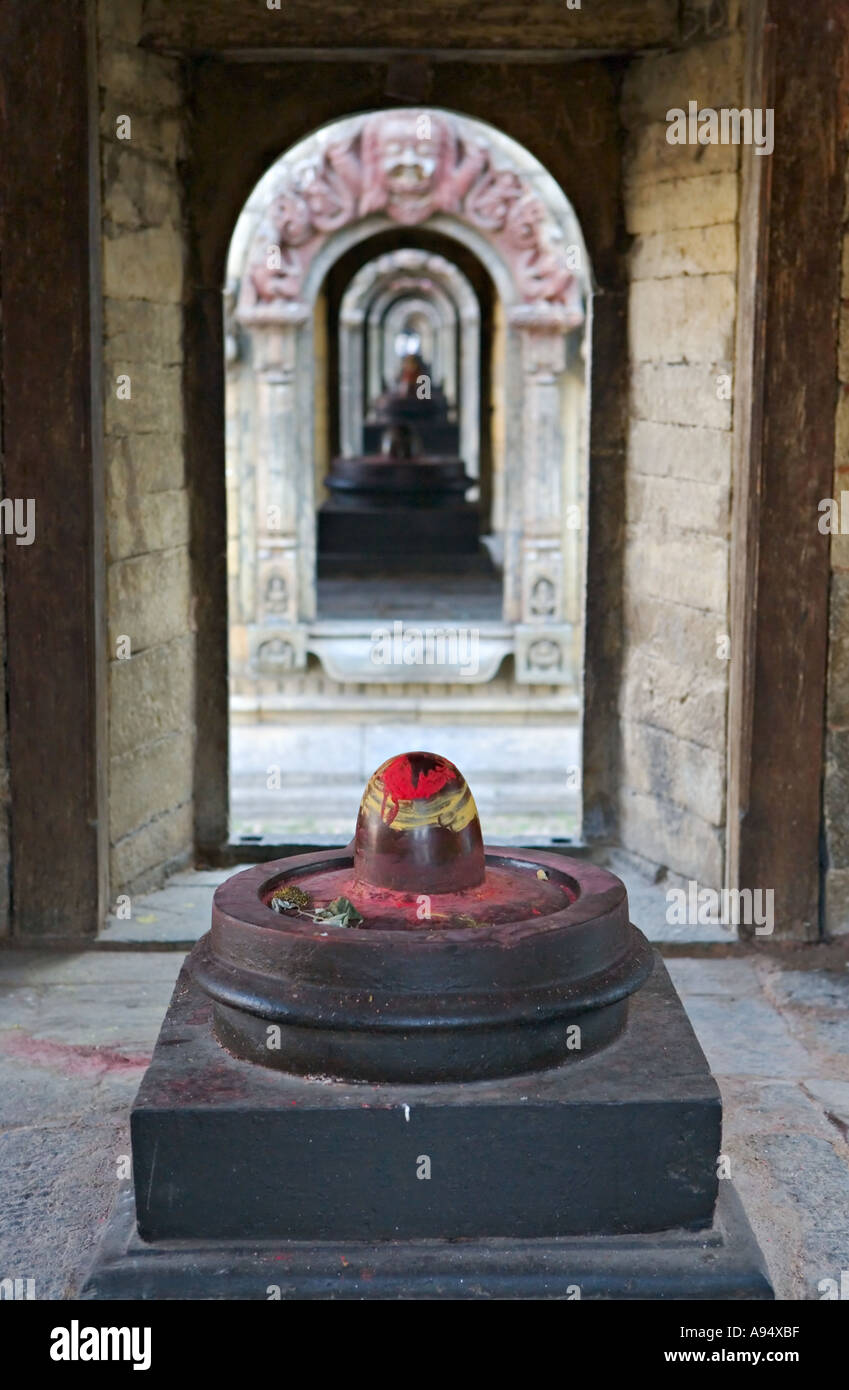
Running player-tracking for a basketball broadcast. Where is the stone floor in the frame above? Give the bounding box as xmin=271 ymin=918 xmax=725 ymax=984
xmin=317 ymin=568 xmax=503 ymax=621
xmin=230 ymin=719 xmax=582 ymax=841
xmin=0 ymin=938 xmax=847 ymax=1299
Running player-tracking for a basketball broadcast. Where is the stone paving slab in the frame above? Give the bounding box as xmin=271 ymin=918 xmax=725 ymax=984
xmin=229 ymin=721 xmax=581 ymax=840
xmin=1 ymin=945 xmax=847 ymax=1299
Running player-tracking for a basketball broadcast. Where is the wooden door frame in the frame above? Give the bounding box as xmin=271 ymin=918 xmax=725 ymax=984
xmin=0 ymin=0 xmax=108 ymax=940
xmin=727 ymin=0 xmax=849 ymax=940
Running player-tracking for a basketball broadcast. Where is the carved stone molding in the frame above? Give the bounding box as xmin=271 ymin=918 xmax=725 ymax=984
xmin=251 ymin=627 xmax=307 ymax=675
xmin=228 ymin=110 xmax=589 ymax=697
xmin=514 ymin=624 xmax=576 ymax=686
xmin=238 ymin=111 xmax=585 ymax=324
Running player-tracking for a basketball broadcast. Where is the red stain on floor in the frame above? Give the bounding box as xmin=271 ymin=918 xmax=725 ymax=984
xmin=0 ymin=1032 xmax=150 ymax=1076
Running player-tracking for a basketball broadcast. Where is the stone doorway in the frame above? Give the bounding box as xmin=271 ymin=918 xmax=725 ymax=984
xmin=223 ymin=108 xmax=592 ymax=845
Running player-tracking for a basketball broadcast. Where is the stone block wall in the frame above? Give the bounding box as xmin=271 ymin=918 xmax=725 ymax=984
xmin=0 ymin=556 xmax=8 ymax=939
xmin=823 ymin=163 xmax=849 ymax=935
xmin=618 ymin=31 xmax=743 ymax=890
xmin=99 ymin=0 xmax=194 ymax=897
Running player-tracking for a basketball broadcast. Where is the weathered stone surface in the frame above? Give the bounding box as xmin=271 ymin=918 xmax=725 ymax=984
xmin=838 ymin=302 xmax=849 ymax=383
xmin=106 ymin=432 xmax=185 ymax=498
xmin=764 ymin=968 xmax=849 ymax=1011
xmin=623 ymin=591 xmax=731 ymax=671
xmin=842 ymin=235 xmax=849 ymax=299
xmin=98 ymin=44 xmax=181 ymax=111
xmin=618 ymin=30 xmax=741 ymax=886
xmin=621 ymin=719 xmax=724 ymax=824
xmin=107 ymin=547 xmax=191 ymax=655
xmin=109 ymin=634 xmax=195 ymax=759
xmin=630 ymin=361 xmax=733 ymax=429
xmin=110 ymin=731 xmax=194 ymax=843
xmin=625 ymin=121 xmax=738 ymax=185
xmin=102 ymin=147 xmax=181 ymax=231
xmin=102 ymin=882 xmax=212 ymax=945
xmin=0 ymin=815 xmax=10 ymax=943
xmin=626 ymin=174 xmax=739 ymax=235
xmin=0 ymin=1120 xmax=130 ymax=1300
xmin=626 ymin=471 xmax=729 ymax=538
xmin=827 ymin=570 xmax=849 ymax=727
xmin=824 ymin=868 xmax=849 ymax=936
xmin=104 ymin=363 xmax=182 ymax=436
xmin=631 ymin=224 xmax=737 ymax=281
xmin=630 ymin=274 xmax=736 ymax=362
xmin=621 ymin=36 xmax=744 ymax=128
xmin=107 ymin=488 xmax=189 ymax=562
xmin=110 ymin=803 xmax=193 ymax=897
xmin=104 ymin=299 xmax=182 ymax=366
xmin=627 ymin=418 xmax=731 ymax=484
xmin=669 ymin=993 xmax=814 ymax=1079
xmin=624 ymin=530 xmax=728 ymax=613
xmin=666 ymin=958 xmax=762 ymax=997
xmin=824 ymin=728 xmax=849 ymax=867
xmin=716 ymin=1079 xmax=849 ymax=1300
xmin=97 ymin=0 xmax=144 ymax=45
xmin=802 ymin=1079 xmax=849 ymax=1130
xmin=103 ymin=226 xmax=183 ymax=302
xmin=833 ymin=388 xmax=849 ymax=477
xmin=621 ymin=646 xmax=728 ymax=749
xmin=99 ymin=107 xmax=182 ymax=163
xmin=619 ymin=788 xmax=723 ymax=887
xmin=759 ymin=968 xmax=849 ymax=1066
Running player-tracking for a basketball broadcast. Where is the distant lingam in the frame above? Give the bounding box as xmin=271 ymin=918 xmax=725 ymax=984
xmin=318 ymin=357 xmax=480 ymax=560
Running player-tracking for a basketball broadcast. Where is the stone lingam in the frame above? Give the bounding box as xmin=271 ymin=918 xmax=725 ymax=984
xmin=193 ymin=752 xmax=652 ymax=1083
xmin=81 ymin=753 xmax=773 ymax=1300
xmin=318 ymin=357 xmax=480 ymax=560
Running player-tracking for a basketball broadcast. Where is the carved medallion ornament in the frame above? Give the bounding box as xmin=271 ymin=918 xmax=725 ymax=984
xmin=240 ymin=111 xmax=584 ymax=322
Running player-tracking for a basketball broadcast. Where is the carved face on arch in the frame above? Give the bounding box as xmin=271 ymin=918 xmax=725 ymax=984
xmin=360 ymin=111 xmax=456 ymax=224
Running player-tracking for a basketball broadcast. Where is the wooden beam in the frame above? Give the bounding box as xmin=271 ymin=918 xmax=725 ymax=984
xmin=729 ymin=0 xmax=849 ymax=940
xmin=141 ymin=0 xmax=679 ymax=55
xmin=0 ymin=0 xmax=107 ymax=937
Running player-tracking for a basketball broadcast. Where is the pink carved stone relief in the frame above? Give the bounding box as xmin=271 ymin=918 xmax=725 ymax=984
xmin=239 ymin=112 xmax=584 ymax=324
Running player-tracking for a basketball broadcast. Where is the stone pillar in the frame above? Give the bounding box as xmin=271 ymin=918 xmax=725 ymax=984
xmin=459 ymin=304 xmax=480 ymax=483
xmin=510 ymin=311 xmax=577 ymax=686
xmin=339 ymin=305 xmax=365 ymax=458
xmin=237 ymin=307 xmax=311 ymax=673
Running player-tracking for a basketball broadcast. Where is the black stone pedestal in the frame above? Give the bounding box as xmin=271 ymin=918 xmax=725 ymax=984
xmin=81 ymin=1182 xmax=771 ymax=1300
xmin=318 ymin=500 xmax=481 ymax=557
xmin=80 ymin=953 xmax=773 ymax=1299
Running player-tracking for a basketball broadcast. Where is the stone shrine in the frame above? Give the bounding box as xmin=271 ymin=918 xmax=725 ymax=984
xmin=319 ymin=355 xmax=479 ymax=559
xmin=82 ymin=754 xmax=773 ymax=1300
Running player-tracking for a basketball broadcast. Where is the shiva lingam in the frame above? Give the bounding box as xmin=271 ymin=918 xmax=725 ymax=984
xmin=191 ymin=752 xmax=652 ymax=1083
xmin=362 ymin=351 xmax=459 ymax=457
xmin=318 ymin=355 xmax=479 ymax=559
xmin=83 ymin=751 xmax=773 ymax=1297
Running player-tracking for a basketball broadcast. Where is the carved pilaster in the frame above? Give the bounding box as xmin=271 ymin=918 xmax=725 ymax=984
xmin=238 ymin=308 xmax=311 ymax=670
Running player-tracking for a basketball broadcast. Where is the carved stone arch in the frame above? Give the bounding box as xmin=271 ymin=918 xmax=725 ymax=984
xmin=228 ymin=108 xmax=591 ymax=687
xmin=338 ymin=248 xmax=479 ymax=474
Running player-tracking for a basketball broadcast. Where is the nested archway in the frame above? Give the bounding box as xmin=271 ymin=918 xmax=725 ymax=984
xmin=339 ymin=249 xmax=478 ymax=476
xmin=226 ymin=106 xmax=592 ymax=696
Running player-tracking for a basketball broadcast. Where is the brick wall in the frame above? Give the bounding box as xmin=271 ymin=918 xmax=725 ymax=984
xmin=99 ymin=0 xmax=194 ymax=897
xmin=618 ymin=33 xmax=743 ymax=890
